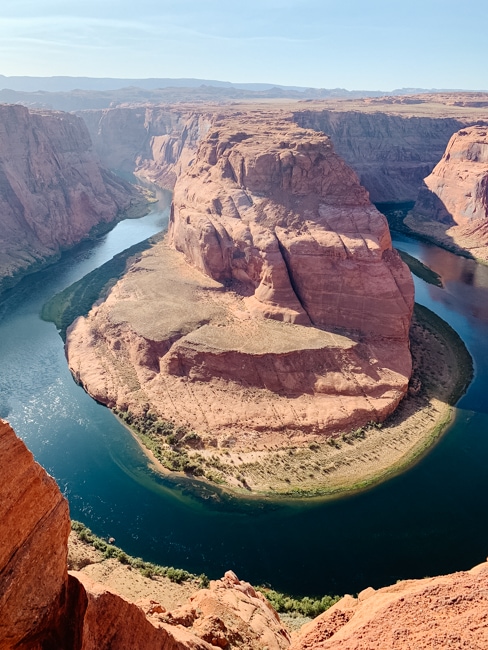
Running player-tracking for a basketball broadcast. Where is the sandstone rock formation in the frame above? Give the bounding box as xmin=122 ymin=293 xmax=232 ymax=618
xmin=0 ymin=419 xmax=70 ymax=649
xmin=407 ymin=124 xmax=488 ymax=260
xmin=148 ymin=571 xmax=290 ymax=649
xmin=81 ymin=96 xmax=488 ymax=208
xmin=3 ymin=417 xmax=488 ymax=649
xmin=294 ymin=109 xmax=464 ymax=202
xmin=66 ymin=111 xmax=414 ymax=449
xmin=80 ymin=106 xmax=209 ymax=186
xmin=0 ymin=104 xmax=144 ymax=292
xmin=290 ymin=562 xmax=488 ymax=649
xmin=0 ymin=419 xmax=290 ymax=650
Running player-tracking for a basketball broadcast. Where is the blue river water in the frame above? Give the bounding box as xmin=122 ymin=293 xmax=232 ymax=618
xmin=1 ymin=195 xmax=488 ymax=598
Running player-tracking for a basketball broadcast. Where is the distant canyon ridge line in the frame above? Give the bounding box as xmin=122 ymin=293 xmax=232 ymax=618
xmin=1 ymin=91 xmax=487 ymax=469
xmin=1 ymin=74 xmax=487 ymax=111
xmin=0 ymin=73 xmax=477 ymax=94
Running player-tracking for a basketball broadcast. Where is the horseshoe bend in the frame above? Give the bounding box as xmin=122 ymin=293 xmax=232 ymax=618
xmin=64 ymin=108 xmax=468 ymax=495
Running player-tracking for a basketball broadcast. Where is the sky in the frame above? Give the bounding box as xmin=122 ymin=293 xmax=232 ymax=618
xmin=0 ymin=0 xmax=487 ymax=91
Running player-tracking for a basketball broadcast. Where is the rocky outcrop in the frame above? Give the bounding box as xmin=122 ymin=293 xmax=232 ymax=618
xmin=0 ymin=419 xmax=290 ymax=649
xmin=290 ymin=561 xmax=488 ymax=649
xmin=169 ymin=113 xmax=413 ymax=339
xmin=294 ymin=110 xmax=464 ymax=202
xmin=407 ymin=125 xmax=488 ymax=260
xmin=80 ymin=106 xmax=210 ymax=186
xmin=66 ymin=112 xmax=414 ymax=449
xmin=3 ymin=418 xmax=488 ymax=650
xmin=0 ymin=419 xmax=71 ymax=649
xmin=0 ymin=104 xmax=144 ymax=292
xmin=148 ymin=571 xmax=290 ymax=649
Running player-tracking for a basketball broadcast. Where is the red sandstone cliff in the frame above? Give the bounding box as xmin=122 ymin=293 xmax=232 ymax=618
xmin=66 ymin=111 xmax=414 ymax=450
xmin=169 ymin=112 xmax=413 ymax=339
xmin=0 ymin=104 xmax=144 ymax=291
xmin=3 ymin=418 xmax=488 ymax=649
xmin=0 ymin=419 xmax=289 ymax=650
xmin=80 ymin=106 xmax=209 ymax=186
xmin=294 ymin=110 xmax=465 ymax=203
xmin=82 ymin=104 xmax=464 ymax=204
xmin=407 ymin=124 xmax=488 ymax=260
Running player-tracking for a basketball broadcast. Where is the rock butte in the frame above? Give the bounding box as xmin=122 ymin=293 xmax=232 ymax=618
xmin=66 ymin=111 xmax=414 ymax=447
xmin=0 ymin=104 xmax=144 ymax=292
xmin=407 ymin=124 xmax=488 ymax=261
xmin=2 ymin=418 xmax=488 ymax=650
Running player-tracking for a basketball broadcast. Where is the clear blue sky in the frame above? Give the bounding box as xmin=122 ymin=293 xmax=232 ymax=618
xmin=1 ymin=0 xmax=487 ymax=90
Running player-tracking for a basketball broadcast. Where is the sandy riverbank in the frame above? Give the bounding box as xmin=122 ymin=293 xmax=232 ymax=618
xmin=121 ymin=304 xmax=472 ymax=499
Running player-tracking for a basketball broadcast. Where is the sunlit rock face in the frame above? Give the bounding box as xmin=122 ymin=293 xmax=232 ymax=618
xmin=0 ymin=420 xmax=290 ymax=650
xmin=408 ymin=124 xmax=488 ymax=260
xmin=290 ymin=561 xmax=488 ymax=650
xmin=66 ymin=111 xmax=414 ymax=446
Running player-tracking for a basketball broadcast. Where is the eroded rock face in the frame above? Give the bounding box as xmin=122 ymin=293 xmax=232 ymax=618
xmin=150 ymin=571 xmax=290 ymax=650
xmin=80 ymin=105 xmax=210 ymax=186
xmin=0 ymin=104 xmax=142 ymax=291
xmin=407 ymin=125 xmax=488 ymax=260
xmin=0 ymin=419 xmax=71 ymax=649
xmin=0 ymin=420 xmax=290 ymax=650
xmin=170 ymin=113 xmax=413 ymax=340
xmin=66 ymin=112 xmax=414 ymax=446
xmin=290 ymin=561 xmax=488 ymax=649
xmin=294 ymin=110 xmax=464 ymax=202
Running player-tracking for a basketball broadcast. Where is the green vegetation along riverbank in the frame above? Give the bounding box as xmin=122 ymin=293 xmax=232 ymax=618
xmin=42 ymin=233 xmax=162 ymax=339
xmin=117 ymin=303 xmax=473 ymax=500
xmin=69 ymin=520 xmax=341 ymax=619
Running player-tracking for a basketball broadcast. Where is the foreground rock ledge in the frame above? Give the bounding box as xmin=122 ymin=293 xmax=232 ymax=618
xmin=0 ymin=419 xmax=289 ymax=650
xmin=2 ymin=419 xmax=488 ymax=650
xmin=66 ymin=112 xmax=414 ymax=449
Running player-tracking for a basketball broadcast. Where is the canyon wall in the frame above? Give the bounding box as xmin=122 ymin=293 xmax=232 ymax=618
xmin=290 ymin=561 xmax=488 ymax=649
xmin=294 ymin=109 xmax=464 ymax=202
xmin=3 ymin=417 xmax=488 ymax=649
xmin=406 ymin=124 xmax=488 ymax=260
xmin=82 ymin=104 xmax=466 ymax=205
xmin=80 ymin=106 xmax=210 ymax=186
xmin=66 ymin=111 xmax=414 ymax=449
xmin=0 ymin=419 xmax=290 ymax=650
xmin=0 ymin=104 xmax=144 ymax=292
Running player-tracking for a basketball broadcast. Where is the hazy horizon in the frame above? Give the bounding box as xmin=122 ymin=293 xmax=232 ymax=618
xmin=1 ymin=0 xmax=487 ymax=91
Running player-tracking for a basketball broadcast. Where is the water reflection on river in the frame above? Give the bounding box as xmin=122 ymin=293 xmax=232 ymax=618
xmin=1 ymin=198 xmax=488 ymax=597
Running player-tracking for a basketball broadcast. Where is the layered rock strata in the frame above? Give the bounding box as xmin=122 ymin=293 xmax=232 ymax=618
xmin=0 ymin=419 xmax=71 ymax=649
xmin=0 ymin=419 xmax=289 ymax=650
xmin=66 ymin=113 xmax=414 ymax=446
xmin=0 ymin=104 xmax=144 ymax=291
xmin=80 ymin=106 xmax=210 ymax=186
xmin=294 ymin=109 xmax=464 ymax=202
xmin=81 ymin=98 xmax=488 ymax=208
xmin=407 ymin=125 xmax=488 ymax=260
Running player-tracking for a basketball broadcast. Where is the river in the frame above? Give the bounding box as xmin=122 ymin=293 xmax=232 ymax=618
xmin=1 ymin=195 xmax=488 ymax=598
